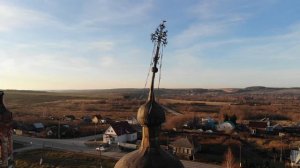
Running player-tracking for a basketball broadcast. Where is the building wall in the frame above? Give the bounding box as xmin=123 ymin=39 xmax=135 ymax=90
xmin=115 ymin=134 xmax=127 ymax=143
xmin=173 ymin=147 xmax=193 ymax=156
xmin=103 ymin=126 xmax=116 ymax=143
xmin=0 ymin=127 xmax=13 ymax=167
xmin=126 ymin=133 xmax=137 ymax=142
xmin=103 ymin=127 xmax=136 ymax=143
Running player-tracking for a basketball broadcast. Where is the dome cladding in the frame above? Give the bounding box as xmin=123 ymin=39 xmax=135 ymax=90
xmin=137 ymin=100 xmax=165 ymax=127
xmin=114 ymin=147 xmax=184 ymax=168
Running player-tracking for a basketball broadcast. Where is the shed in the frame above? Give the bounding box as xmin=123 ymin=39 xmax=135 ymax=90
xmin=170 ymin=137 xmax=200 ymax=160
xmin=32 ymin=123 xmax=45 ymax=132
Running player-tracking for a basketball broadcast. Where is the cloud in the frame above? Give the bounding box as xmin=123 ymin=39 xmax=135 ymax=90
xmin=173 ymin=0 xmax=254 ymax=47
xmin=189 ymin=0 xmax=252 ymax=21
xmin=79 ymin=0 xmax=153 ymax=28
xmin=99 ymin=56 xmax=115 ymax=67
xmin=173 ymin=22 xmax=228 ymax=46
xmin=0 ymin=3 xmax=54 ymax=32
xmin=164 ymin=21 xmax=300 ymax=88
xmin=88 ymin=41 xmax=114 ymax=51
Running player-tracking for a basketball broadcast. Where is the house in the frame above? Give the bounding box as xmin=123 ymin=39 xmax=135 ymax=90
xmin=126 ymin=116 xmax=138 ymax=125
xmin=100 ymin=117 xmax=113 ymax=124
xmin=103 ymin=121 xmax=137 ymax=144
xmin=92 ymin=115 xmax=102 ymax=124
xmin=32 ymin=123 xmax=45 ymax=132
xmin=201 ymin=117 xmax=216 ymax=130
xmin=64 ymin=115 xmax=75 ymax=121
xmin=81 ymin=116 xmax=92 ymax=124
xmin=283 ymin=127 xmax=300 ymax=134
xmin=248 ymin=119 xmax=270 ymax=135
xmin=266 ymin=124 xmax=283 ymax=132
xmin=290 ymin=149 xmax=300 ymax=166
xmin=170 ymin=137 xmax=201 ymax=160
xmin=216 ymin=121 xmax=235 ymax=133
xmin=13 ymin=129 xmax=23 ymax=135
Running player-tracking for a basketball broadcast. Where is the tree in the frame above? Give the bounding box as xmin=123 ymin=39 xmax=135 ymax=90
xmin=222 ymin=147 xmax=238 ymax=168
xmin=224 ymin=114 xmax=229 ymax=122
xmin=229 ymin=114 xmax=237 ymax=125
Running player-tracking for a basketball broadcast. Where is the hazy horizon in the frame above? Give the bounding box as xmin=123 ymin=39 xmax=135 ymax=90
xmin=2 ymin=85 xmax=300 ymax=92
xmin=1 ymin=1 xmax=300 ymax=90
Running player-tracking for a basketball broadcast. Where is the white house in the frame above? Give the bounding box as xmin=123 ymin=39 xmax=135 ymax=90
xmin=103 ymin=121 xmax=137 ymax=144
xmin=125 ymin=117 xmax=138 ymax=125
xmin=290 ymin=149 xmax=300 ymax=166
xmin=216 ymin=121 xmax=235 ymax=133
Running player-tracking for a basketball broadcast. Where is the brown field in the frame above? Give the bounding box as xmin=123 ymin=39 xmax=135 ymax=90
xmin=15 ymin=149 xmax=116 ymax=168
xmin=3 ymin=88 xmax=300 ymax=133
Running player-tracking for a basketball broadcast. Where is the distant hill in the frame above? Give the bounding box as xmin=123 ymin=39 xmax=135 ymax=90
xmin=2 ymin=86 xmax=300 ymax=98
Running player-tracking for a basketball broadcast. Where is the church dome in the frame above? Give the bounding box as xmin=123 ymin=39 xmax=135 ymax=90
xmin=0 ymin=91 xmax=12 ymax=124
xmin=137 ymin=100 xmax=165 ymax=127
xmin=114 ymin=147 xmax=183 ymax=168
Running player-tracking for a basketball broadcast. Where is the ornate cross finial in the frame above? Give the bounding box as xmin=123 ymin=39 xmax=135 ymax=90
xmin=148 ymin=21 xmax=168 ymax=101
xmin=151 ymin=20 xmax=168 ymax=46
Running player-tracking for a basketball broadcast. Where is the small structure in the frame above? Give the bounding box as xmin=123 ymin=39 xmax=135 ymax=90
xmin=125 ymin=116 xmax=138 ymax=125
xmin=248 ymin=118 xmax=270 ymax=135
xmin=201 ymin=117 xmax=216 ymax=130
xmin=99 ymin=117 xmax=113 ymax=124
xmin=216 ymin=121 xmax=235 ymax=133
xmin=13 ymin=129 xmax=23 ymax=135
xmin=64 ymin=115 xmax=75 ymax=121
xmin=103 ymin=121 xmax=137 ymax=144
xmin=0 ymin=91 xmax=14 ymax=167
xmin=266 ymin=124 xmax=283 ymax=132
xmin=81 ymin=116 xmax=92 ymax=124
xmin=170 ymin=137 xmax=200 ymax=160
xmin=32 ymin=123 xmax=45 ymax=132
xmin=92 ymin=114 xmax=102 ymax=124
xmin=290 ymin=149 xmax=300 ymax=167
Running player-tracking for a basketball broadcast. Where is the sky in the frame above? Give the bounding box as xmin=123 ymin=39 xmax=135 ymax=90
xmin=1 ymin=0 xmax=300 ymax=90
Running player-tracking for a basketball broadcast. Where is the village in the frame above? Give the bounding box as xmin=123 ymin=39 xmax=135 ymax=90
xmin=10 ymin=107 xmax=300 ymax=167
xmin=1 ymin=1 xmax=300 ymax=167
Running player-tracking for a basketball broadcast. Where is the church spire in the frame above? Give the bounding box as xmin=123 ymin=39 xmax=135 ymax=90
xmin=114 ymin=21 xmax=184 ymax=168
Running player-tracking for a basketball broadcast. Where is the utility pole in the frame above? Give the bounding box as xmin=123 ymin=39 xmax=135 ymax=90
xmin=96 ymin=147 xmax=103 ymax=168
xmin=279 ymin=132 xmax=285 ymax=163
xmin=94 ymin=122 xmax=97 ymax=141
xmin=240 ymin=143 xmax=242 ymax=167
xmin=40 ymin=142 xmax=45 ymax=165
xmin=58 ymin=118 xmax=61 ymax=139
xmin=280 ymin=136 xmax=283 ymax=162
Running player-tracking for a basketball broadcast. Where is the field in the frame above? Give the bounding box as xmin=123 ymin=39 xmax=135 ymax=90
xmin=5 ymin=87 xmax=300 ymax=125
xmin=15 ymin=149 xmax=116 ymax=168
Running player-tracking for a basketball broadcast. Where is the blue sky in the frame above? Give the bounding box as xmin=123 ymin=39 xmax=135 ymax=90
xmin=1 ymin=0 xmax=300 ymax=90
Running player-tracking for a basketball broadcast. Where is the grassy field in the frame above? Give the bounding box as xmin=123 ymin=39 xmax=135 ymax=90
xmin=4 ymin=90 xmax=141 ymax=122
xmin=15 ymin=149 xmax=116 ymax=168
xmin=4 ymin=89 xmax=300 ymax=123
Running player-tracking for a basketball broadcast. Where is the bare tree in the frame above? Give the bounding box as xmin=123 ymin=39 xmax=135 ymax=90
xmin=222 ymin=147 xmax=238 ymax=168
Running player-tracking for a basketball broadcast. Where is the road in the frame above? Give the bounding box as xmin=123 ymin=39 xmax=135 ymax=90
xmin=162 ymin=105 xmax=183 ymax=116
xmin=13 ymin=135 xmax=221 ymax=168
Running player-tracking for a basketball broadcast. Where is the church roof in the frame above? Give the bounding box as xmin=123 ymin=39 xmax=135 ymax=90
xmin=171 ymin=137 xmax=195 ymax=149
xmin=110 ymin=121 xmax=136 ymax=136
